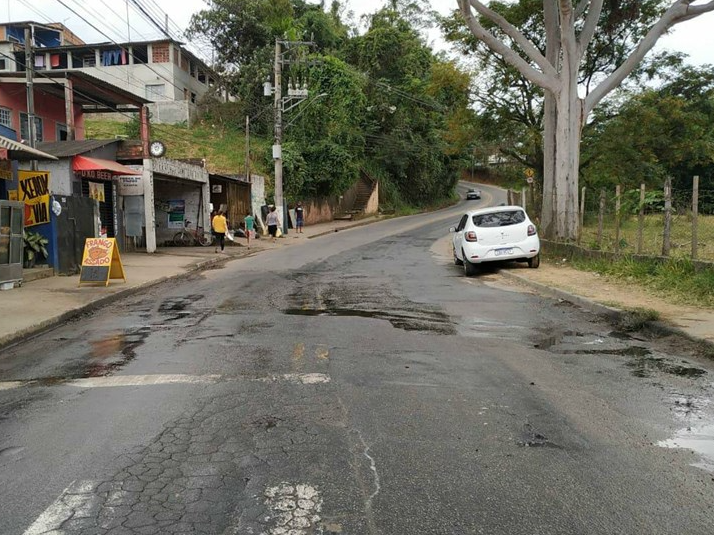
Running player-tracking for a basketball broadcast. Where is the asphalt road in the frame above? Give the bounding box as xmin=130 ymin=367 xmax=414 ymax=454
xmin=2 ymin=183 xmax=714 ymax=534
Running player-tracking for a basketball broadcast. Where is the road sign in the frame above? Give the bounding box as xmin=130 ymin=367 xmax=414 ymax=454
xmin=526 ymin=176 xmax=534 ymax=184
xmin=525 ymin=168 xmax=535 ymax=178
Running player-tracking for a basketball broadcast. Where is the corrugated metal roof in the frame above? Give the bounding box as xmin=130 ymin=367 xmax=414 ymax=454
xmin=36 ymin=139 xmax=119 ymax=158
xmin=0 ymin=135 xmax=58 ymax=160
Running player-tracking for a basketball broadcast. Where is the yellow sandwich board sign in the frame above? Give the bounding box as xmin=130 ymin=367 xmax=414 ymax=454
xmin=78 ymin=238 xmax=126 ymax=286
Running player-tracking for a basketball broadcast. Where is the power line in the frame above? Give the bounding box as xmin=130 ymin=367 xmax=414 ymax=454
xmin=54 ymin=0 xmax=194 ymax=97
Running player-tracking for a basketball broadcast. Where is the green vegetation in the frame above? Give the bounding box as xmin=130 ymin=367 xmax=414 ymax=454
xmin=187 ymin=0 xmax=475 ymax=208
xmin=84 ymin=119 xmax=272 ymax=176
xmin=562 ymin=255 xmax=714 ymax=308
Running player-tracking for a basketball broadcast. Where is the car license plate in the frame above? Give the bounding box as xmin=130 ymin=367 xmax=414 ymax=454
xmin=495 ymin=248 xmax=513 ymax=256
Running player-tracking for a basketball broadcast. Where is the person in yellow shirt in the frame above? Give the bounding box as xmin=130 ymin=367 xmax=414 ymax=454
xmin=212 ymin=210 xmax=228 ymax=253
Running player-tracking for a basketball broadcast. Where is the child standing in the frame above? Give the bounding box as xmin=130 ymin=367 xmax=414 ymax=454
xmin=244 ymin=212 xmax=255 ymax=249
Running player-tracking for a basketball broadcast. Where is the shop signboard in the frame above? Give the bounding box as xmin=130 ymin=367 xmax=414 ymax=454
xmin=167 ymin=199 xmax=185 ymax=229
xmin=18 ymin=170 xmax=50 ymax=227
xmin=117 ymin=175 xmax=144 ymax=196
xmin=78 ymin=237 xmax=126 ymax=286
xmin=0 ymin=160 xmax=12 ymax=181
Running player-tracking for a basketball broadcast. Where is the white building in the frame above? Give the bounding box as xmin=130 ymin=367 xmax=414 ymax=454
xmin=0 ymin=22 xmax=229 ymax=124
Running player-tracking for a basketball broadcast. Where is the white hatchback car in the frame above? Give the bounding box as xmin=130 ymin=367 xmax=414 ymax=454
xmin=450 ymin=206 xmax=540 ymax=276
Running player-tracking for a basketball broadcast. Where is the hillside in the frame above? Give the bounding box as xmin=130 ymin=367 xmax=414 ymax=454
xmin=84 ymin=119 xmax=271 ymax=177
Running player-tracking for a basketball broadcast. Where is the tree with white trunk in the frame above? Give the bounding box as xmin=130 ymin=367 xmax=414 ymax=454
xmin=457 ymin=0 xmax=714 ymax=240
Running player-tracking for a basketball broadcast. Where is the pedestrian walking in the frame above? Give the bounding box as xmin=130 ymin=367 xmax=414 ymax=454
xmin=212 ymin=210 xmax=228 ymax=253
xmin=244 ymin=211 xmax=255 ymax=249
xmin=266 ymin=206 xmax=280 ymax=243
xmin=295 ymin=202 xmax=304 ymax=233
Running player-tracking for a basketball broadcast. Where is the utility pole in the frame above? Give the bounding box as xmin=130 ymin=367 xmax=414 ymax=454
xmin=245 ymin=115 xmax=251 ymax=208
xmin=24 ymin=26 xmax=37 ymax=170
xmin=273 ymin=39 xmax=284 ymax=233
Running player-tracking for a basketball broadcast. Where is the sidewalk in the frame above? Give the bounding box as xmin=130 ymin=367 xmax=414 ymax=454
xmin=0 ymin=216 xmax=379 ymax=349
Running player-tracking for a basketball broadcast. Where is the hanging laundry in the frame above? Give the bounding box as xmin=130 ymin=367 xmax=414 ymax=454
xmin=50 ymin=54 xmax=60 ymax=68
xmin=120 ymin=49 xmax=127 ymax=65
xmin=102 ymin=51 xmax=111 ymax=66
xmin=112 ymin=50 xmax=121 ymax=65
xmin=34 ymin=55 xmax=45 ymax=68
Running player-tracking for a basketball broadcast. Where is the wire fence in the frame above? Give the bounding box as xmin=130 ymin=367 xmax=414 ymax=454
xmin=508 ymin=177 xmax=714 ymax=262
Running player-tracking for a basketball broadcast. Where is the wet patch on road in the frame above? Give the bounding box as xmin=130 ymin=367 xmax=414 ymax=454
xmin=284 ymin=307 xmax=455 ymax=334
xmin=627 ymin=356 xmax=707 ymax=379
xmin=158 ymin=294 xmax=205 ymax=322
xmin=659 ymin=424 xmax=714 ymax=472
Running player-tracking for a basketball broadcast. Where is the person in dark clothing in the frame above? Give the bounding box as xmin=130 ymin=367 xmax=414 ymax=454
xmin=295 ymin=202 xmax=304 ymax=233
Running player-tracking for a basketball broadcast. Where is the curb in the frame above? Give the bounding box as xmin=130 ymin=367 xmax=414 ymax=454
xmin=498 ymin=269 xmax=714 ymax=350
xmin=0 ymin=254 xmax=234 ymax=352
xmin=307 ymin=218 xmax=382 ymax=239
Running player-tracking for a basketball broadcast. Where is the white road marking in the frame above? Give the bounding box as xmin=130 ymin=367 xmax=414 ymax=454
xmin=23 ymin=480 xmax=96 ymax=535
xmin=256 ymin=373 xmax=331 ymax=385
xmin=0 ymin=381 xmax=26 ymax=391
xmin=0 ymin=372 xmax=331 ymax=391
xmin=65 ymin=374 xmax=222 ymax=388
xmin=262 ymin=483 xmax=323 ymax=535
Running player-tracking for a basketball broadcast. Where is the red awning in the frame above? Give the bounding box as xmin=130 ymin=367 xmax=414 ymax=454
xmin=72 ymin=155 xmax=141 ymax=176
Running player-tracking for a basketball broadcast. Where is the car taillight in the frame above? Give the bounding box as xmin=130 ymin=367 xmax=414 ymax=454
xmin=465 ymin=231 xmax=478 ymax=242
xmin=527 ymin=225 xmax=537 ymax=236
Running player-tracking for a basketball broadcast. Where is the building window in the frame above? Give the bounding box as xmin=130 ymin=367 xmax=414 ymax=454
xmin=145 ymin=84 xmax=166 ymax=101
xmin=0 ymin=107 xmax=11 ymax=128
xmin=57 ymin=123 xmax=69 ymax=141
xmin=83 ymin=55 xmax=96 ymax=67
xmin=0 ymin=59 xmax=6 ymax=70
xmin=20 ymin=113 xmax=43 ymax=142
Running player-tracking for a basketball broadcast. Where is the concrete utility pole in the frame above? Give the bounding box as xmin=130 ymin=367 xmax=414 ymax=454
xmin=24 ymin=26 xmax=38 ymax=171
xmin=24 ymin=27 xmax=36 ymax=148
xmin=273 ymin=39 xmax=284 ymax=233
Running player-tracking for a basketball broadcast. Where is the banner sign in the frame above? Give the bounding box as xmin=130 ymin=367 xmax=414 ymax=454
xmin=18 ymin=170 xmax=50 ymax=227
xmin=0 ymin=160 xmax=12 ymax=180
xmin=167 ymin=199 xmax=185 ymax=229
xmin=88 ymin=181 xmax=105 ymax=202
xmin=79 ymin=238 xmax=126 ymax=286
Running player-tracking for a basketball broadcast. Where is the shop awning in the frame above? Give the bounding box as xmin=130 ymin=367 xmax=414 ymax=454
xmin=73 ymin=155 xmax=141 ymax=176
xmin=0 ymin=135 xmax=58 ymax=161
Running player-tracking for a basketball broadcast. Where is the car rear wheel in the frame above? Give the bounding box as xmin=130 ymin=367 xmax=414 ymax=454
xmin=463 ymin=251 xmax=478 ymax=276
xmin=527 ymin=253 xmax=540 ymax=269
xmin=453 ymin=247 xmax=463 ymax=266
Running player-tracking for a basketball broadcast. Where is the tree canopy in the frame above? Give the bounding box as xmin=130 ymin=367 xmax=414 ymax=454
xmin=188 ymin=1 xmax=476 ymax=207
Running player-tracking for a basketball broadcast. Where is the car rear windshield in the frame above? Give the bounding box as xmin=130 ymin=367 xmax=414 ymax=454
xmin=472 ymin=210 xmax=525 ymax=227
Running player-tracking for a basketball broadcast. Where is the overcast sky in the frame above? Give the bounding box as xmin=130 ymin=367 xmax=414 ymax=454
xmin=4 ymin=0 xmax=714 ymax=66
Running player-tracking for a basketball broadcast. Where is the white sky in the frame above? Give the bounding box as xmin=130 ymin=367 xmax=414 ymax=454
xmin=4 ymin=0 xmax=713 ymax=66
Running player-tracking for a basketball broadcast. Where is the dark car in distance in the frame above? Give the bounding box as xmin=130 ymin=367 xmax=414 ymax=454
xmin=466 ymin=188 xmax=481 ymax=200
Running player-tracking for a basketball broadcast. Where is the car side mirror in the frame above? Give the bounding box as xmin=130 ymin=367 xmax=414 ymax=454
xmin=449 ymin=226 xmax=456 ymax=233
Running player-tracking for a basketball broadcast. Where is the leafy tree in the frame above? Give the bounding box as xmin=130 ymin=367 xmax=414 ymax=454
xmin=581 ymin=65 xmax=714 ymax=192
xmin=453 ymin=0 xmax=714 ymax=239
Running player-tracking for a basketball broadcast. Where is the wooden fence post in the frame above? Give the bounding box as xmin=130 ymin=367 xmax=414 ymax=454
xmin=578 ymin=186 xmax=586 ymax=245
xmin=597 ymin=189 xmax=605 ymax=248
xmin=637 ymin=183 xmax=645 ymax=254
xmin=615 ymin=184 xmax=621 ymax=254
xmin=692 ymin=175 xmax=699 ymax=260
xmin=662 ymin=176 xmax=672 ymax=257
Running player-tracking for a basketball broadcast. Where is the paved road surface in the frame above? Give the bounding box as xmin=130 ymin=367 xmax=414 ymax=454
xmin=2 ymin=184 xmax=714 ymax=534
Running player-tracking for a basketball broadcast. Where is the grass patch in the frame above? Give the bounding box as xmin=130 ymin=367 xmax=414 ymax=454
xmin=566 ymin=254 xmax=714 ymax=308
xmin=616 ymin=307 xmax=661 ymax=332
xmin=84 ymin=119 xmax=271 ymax=176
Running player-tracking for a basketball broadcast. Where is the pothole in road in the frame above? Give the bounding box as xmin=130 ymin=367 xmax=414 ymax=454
xmin=628 ymin=356 xmax=707 ymax=379
xmin=284 ymin=308 xmax=455 ymax=335
xmin=158 ymin=294 xmax=204 ymax=321
xmin=517 ymin=423 xmax=561 ymax=449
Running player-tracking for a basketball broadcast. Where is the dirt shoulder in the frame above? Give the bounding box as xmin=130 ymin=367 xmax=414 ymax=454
xmin=431 ymin=234 xmax=714 ymax=345
xmin=505 ymin=259 xmax=714 ymax=344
